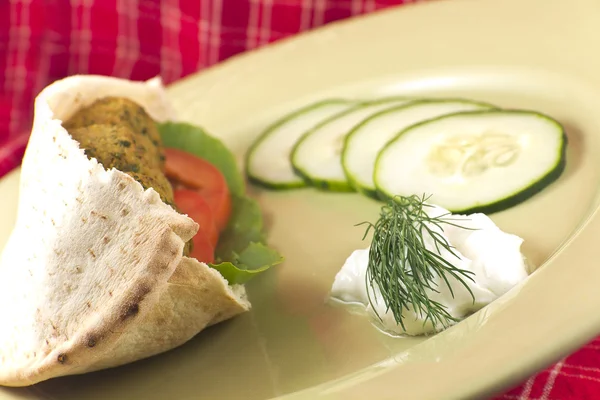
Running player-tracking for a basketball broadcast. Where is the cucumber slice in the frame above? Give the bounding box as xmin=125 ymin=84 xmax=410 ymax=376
xmin=374 ymin=109 xmax=567 ymax=214
xmin=246 ymin=99 xmax=355 ymax=189
xmin=290 ymin=98 xmax=414 ymax=192
xmin=342 ymin=99 xmax=495 ymax=197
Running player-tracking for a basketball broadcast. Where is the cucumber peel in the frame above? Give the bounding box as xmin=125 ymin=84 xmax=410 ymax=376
xmin=290 ymin=98 xmax=414 ymax=192
xmin=341 ymin=98 xmax=496 ymax=199
xmin=245 ymin=99 xmax=355 ymax=190
xmin=374 ymin=109 xmax=567 ymax=214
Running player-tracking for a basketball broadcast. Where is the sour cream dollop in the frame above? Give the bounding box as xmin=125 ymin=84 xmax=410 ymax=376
xmin=331 ymin=204 xmax=529 ymax=336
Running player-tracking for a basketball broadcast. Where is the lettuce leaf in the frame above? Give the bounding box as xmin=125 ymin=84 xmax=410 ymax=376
xmin=159 ymin=122 xmax=245 ymax=195
xmin=158 ymin=122 xmax=283 ymax=284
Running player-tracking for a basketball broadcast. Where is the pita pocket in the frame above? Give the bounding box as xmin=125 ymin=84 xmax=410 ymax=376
xmin=0 ymin=75 xmax=250 ymax=387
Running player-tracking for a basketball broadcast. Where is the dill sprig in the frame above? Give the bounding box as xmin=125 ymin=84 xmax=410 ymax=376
xmin=358 ymin=194 xmax=476 ymax=331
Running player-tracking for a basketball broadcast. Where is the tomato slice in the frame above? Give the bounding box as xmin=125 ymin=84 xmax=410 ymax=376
xmin=190 ymin=230 xmax=215 ymax=264
xmin=164 ymin=148 xmax=231 ymax=232
xmin=174 ymin=189 xmax=219 ymax=247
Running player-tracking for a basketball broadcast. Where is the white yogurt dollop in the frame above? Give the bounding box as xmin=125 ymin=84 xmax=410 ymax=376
xmin=331 ymin=204 xmax=529 ymax=336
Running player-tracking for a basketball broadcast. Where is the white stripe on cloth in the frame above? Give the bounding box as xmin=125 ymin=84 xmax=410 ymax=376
xmin=68 ymin=0 xmax=94 ymax=75
xmin=518 ymin=376 xmax=536 ymax=400
xmin=113 ymin=0 xmax=140 ymax=78
xmin=313 ymin=0 xmax=326 ymax=27
xmin=197 ymin=0 xmax=210 ymax=70
xmin=351 ymin=0 xmax=366 ymax=14
xmin=559 ymin=371 xmax=600 ymax=384
xmin=78 ymin=0 xmax=94 ymax=72
xmin=31 ymin=16 xmax=53 ymax=123
xmin=6 ymin=0 xmax=31 ymax=139
xmin=246 ymin=0 xmax=261 ymax=50
xmin=161 ymin=0 xmax=182 ymax=81
xmin=563 ymin=364 xmax=600 ymax=374
xmin=540 ymin=360 xmax=565 ymax=400
xmin=300 ymin=0 xmax=313 ymax=32
xmin=208 ymin=0 xmax=223 ymax=65
xmin=68 ymin=0 xmax=78 ymax=75
xmin=365 ymin=0 xmax=376 ymax=13
xmin=257 ymin=0 xmax=273 ymax=46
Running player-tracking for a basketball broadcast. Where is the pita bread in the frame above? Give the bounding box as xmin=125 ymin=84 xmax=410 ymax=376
xmin=0 ymin=75 xmax=250 ymax=387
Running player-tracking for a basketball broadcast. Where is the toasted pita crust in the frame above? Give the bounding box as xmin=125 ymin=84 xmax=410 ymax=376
xmin=0 ymin=75 xmax=250 ymax=387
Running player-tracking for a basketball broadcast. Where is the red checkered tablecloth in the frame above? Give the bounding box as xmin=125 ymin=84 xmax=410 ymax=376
xmin=0 ymin=1 xmax=598 ymax=399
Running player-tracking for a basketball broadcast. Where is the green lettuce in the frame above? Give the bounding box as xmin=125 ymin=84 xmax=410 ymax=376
xmin=159 ymin=122 xmax=283 ymax=284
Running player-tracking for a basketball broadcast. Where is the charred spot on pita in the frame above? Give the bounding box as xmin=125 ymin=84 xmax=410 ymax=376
xmin=121 ymin=284 xmax=150 ymax=320
xmin=86 ymin=336 xmax=97 ymax=348
xmin=122 ymin=303 xmax=139 ymax=319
